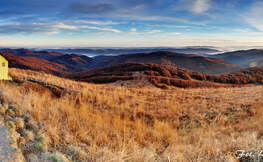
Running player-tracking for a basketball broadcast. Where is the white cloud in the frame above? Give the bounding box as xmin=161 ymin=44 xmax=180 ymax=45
xmin=0 ymin=22 xmax=122 ymax=36
xmin=66 ymin=33 xmax=78 ymax=35
xmin=127 ymin=28 xmax=140 ymax=35
xmin=45 ymin=29 xmax=60 ymax=35
xmin=67 ymin=20 xmax=119 ymax=25
xmin=80 ymin=26 xmax=121 ymax=33
xmin=174 ymin=25 xmax=191 ymax=28
xmin=244 ymin=2 xmax=263 ymax=31
xmin=173 ymin=0 xmax=212 ymax=15
xmin=191 ymin=0 xmax=211 ymax=14
xmin=171 ymin=32 xmax=180 ymax=35
xmin=49 ymin=23 xmax=78 ymax=30
xmin=148 ymin=30 xmax=162 ymax=34
xmin=151 ymin=35 xmax=165 ymax=37
xmin=233 ymin=28 xmax=251 ymax=33
xmin=0 ymin=23 xmax=66 ymax=35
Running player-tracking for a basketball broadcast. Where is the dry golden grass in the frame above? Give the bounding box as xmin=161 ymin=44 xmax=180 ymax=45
xmin=9 ymin=68 xmax=87 ymax=91
xmin=1 ymin=68 xmax=263 ymax=161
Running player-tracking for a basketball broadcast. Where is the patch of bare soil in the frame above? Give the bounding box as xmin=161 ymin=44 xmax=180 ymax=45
xmin=132 ymin=71 xmax=146 ymax=76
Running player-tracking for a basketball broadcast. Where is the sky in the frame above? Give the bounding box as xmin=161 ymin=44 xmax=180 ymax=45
xmin=0 ymin=0 xmax=263 ymax=48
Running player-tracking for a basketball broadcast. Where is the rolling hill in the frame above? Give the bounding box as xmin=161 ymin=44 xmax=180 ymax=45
xmin=49 ymin=54 xmax=97 ymax=69
xmin=90 ymin=51 xmax=243 ymax=74
xmin=1 ymin=53 xmax=85 ymax=75
xmin=243 ymin=58 xmax=263 ymax=67
xmin=210 ymin=49 xmax=263 ymax=67
xmin=0 ymin=48 xmax=64 ymax=60
xmin=66 ymin=62 xmax=263 ymax=88
xmin=1 ymin=48 xmax=242 ymax=74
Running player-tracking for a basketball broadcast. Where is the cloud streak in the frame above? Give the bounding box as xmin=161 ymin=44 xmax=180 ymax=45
xmin=0 ymin=24 xmax=60 ymax=35
xmin=48 ymin=23 xmax=78 ymax=30
xmin=127 ymin=28 xmax=141 ymax=35
xmin=244 ymin=1 xmax=263 ymax=31
xmin=191 ymin=0 xmax=211 ymax=14
xmin=80 ymin=26 xmax=121 ymax=33
xmin=0 ymin=23 xmax=121 ymax=35
xmin=148 ymin=30 xmax=162 ymax=34
xmin=67 ymin=20 xmax=120 ymax=25
xmin=171 ymin=32 xmax=180 ymax=35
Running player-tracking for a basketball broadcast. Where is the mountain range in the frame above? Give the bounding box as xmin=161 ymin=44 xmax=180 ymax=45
xmin=1 ymin=47 xmax=263 ymax=88
xmin=0 ymin=48 xmax=243 ymax=75
xmin=0 ymin=48 xmax=64 ymax=60
xmin=45 ymin=47 xmax=220 ymax=56
xmin=90 ymin=51 xmax=242 ymax=74
xmin=210 ymin=49 xmax=263 ymax=67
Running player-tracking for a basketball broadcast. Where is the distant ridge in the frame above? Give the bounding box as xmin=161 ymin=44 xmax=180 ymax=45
xmin=1 ymin=48 xmax=243 ymax=75
xmin=210 ymin=49 xmax=263 ymax=67
xmin=47 ymin=47 xmax=220 ymax=55
xmin=49 ymin=54 xmax=97 ymax=69
xmin=90 ymin=51 xmax=243 ymax=74
xmin=0 ymin=48 xmax=64 ymax=60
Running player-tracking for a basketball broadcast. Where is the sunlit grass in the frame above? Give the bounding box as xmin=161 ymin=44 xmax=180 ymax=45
xmin=0 ymin=68 xmax=262 ymax=161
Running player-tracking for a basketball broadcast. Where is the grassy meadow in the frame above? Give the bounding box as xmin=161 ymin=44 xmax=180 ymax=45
xmin=0 ymin=67 xmax=262 ymax=161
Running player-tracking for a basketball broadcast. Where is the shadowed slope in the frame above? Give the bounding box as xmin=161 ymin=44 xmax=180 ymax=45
xmin=211 ymin=49 xmax=263 ymax=67
xmin=0 ymin=48 xmax=64 ymax=60
xmin=2 ymin=53 xmax=85 ymax=75
xmin=49 ymin=54 xmax=97 ymax=69
xmin=66 ymin=62 xmax=263 ymax=88
xmin=90 ymin=51 xmax=242 ymax=74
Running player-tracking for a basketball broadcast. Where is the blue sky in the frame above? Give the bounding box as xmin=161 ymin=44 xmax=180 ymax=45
xmin=0 ymin=0 xmax=263 ymax=47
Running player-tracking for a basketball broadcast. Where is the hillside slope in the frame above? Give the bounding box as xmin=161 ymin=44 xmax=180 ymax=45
xmin=0 ymin=48 xmax=64 ymax=59
xmin=67 ymin=62 xmax=263 ymax=88
xmin=1 ymin=48 xmax=242 ymax=74
xmin=2 ymin=53 xmax=85 ymax=75
xmin=2 ymin=67 xmax=263 ymax=161
xmin=49 ymin=54 xmax=97 ymax=69
xmin=90 ymin=51 xmax=243 ymax=74
xmin=211 ymin=49 xmax=263 ymax=67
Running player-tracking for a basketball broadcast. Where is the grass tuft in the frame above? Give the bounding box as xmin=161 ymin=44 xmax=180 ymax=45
xmin=14 ymin=117 xmax=25 ymax=129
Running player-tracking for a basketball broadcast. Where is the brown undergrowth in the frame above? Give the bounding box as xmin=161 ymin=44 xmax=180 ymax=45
xmin=66 ymin=62 xmax=263 ymax=88
xmin=0 ymin=67 xmax=262 ymax=161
